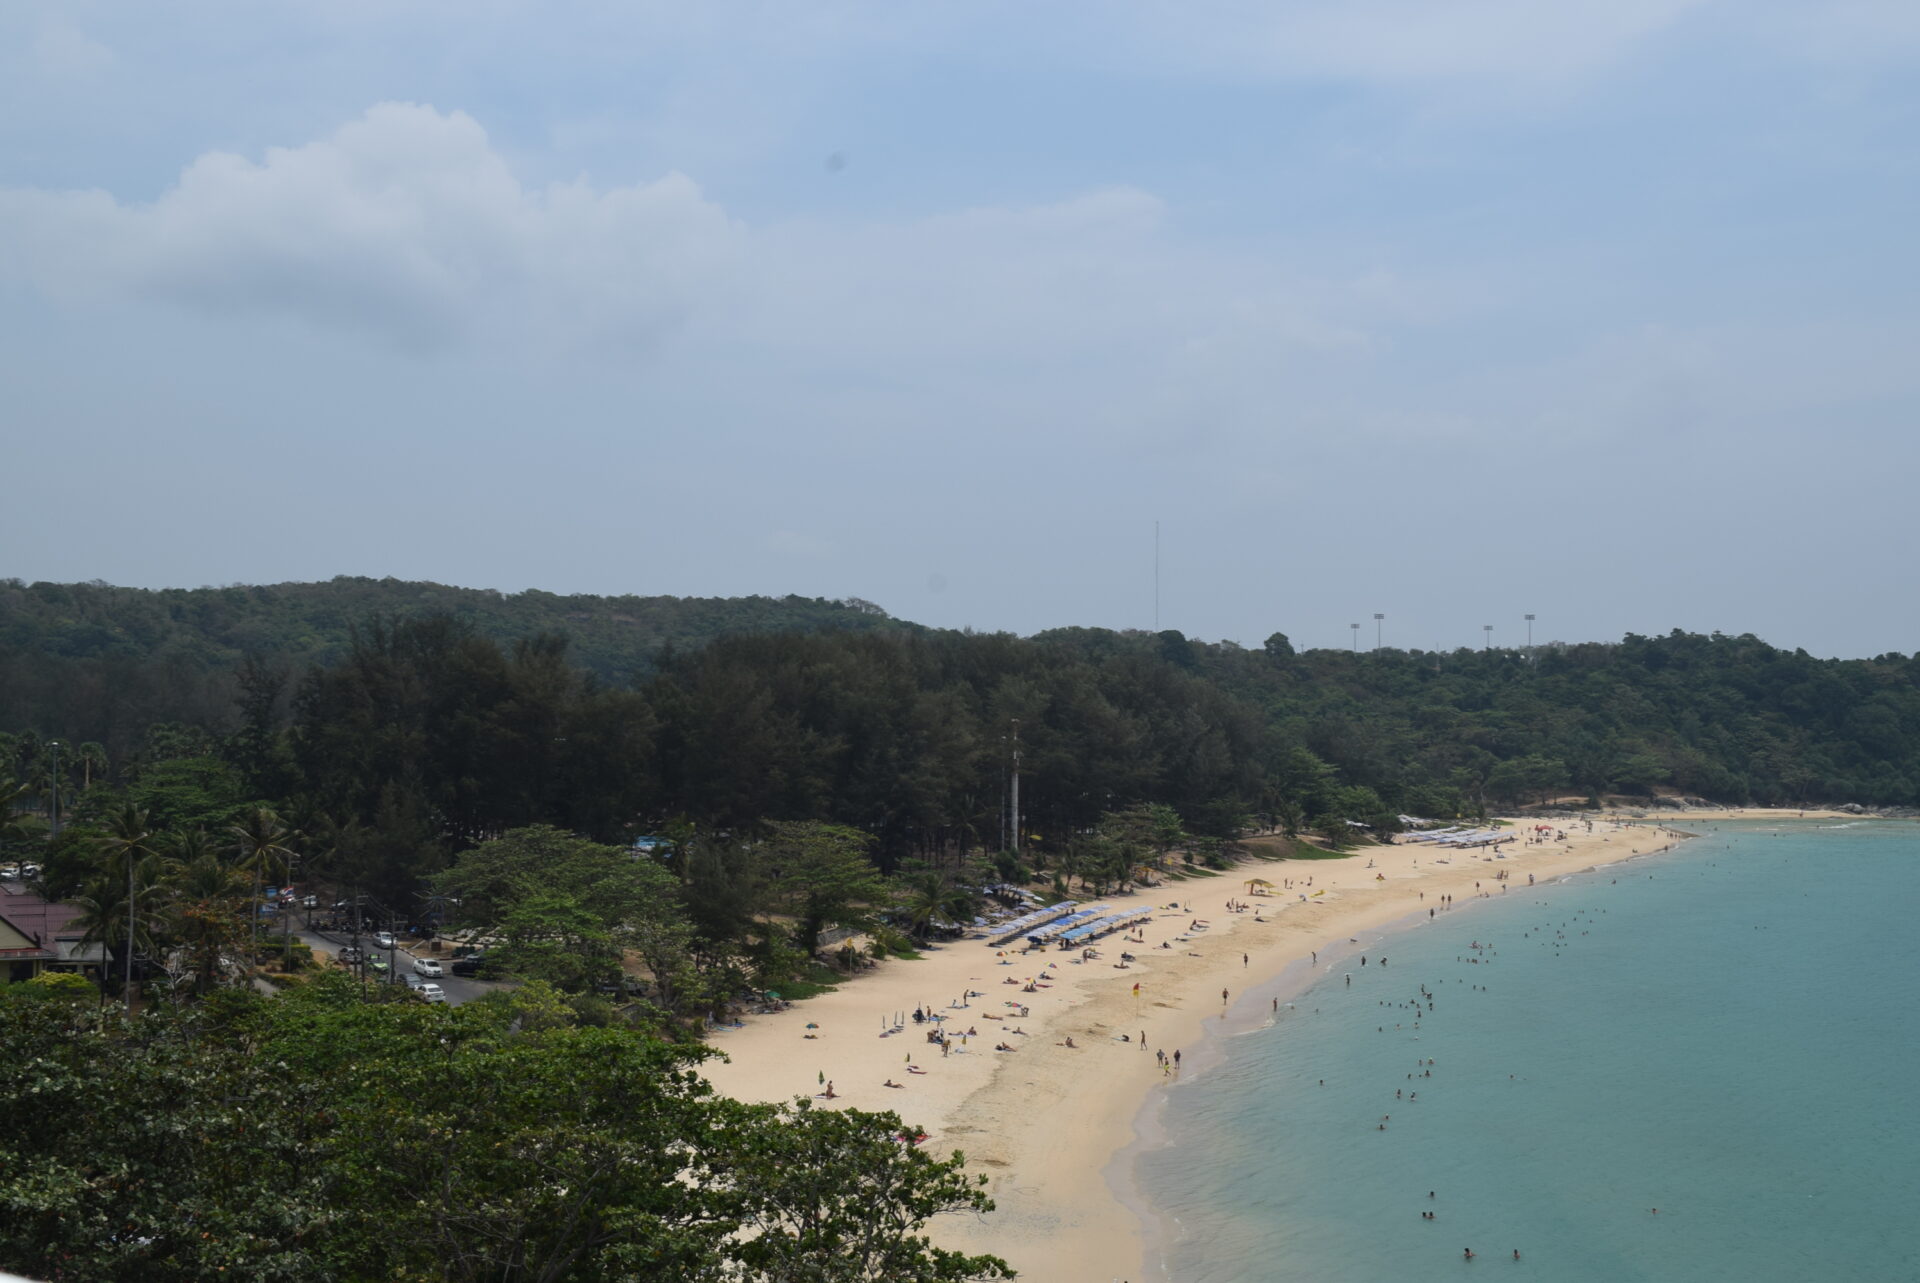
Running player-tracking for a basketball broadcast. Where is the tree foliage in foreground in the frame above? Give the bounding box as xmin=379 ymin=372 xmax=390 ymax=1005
xmin=0 ymin=977 xmax=1012 ymax=1283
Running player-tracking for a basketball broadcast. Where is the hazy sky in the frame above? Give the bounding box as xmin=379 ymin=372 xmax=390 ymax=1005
xmin=4 ymin=2 xmax=1916 ymax=657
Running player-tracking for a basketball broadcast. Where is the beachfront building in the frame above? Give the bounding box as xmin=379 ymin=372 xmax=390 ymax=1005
xmin=0 ymin=883 xmax=107 ymax=983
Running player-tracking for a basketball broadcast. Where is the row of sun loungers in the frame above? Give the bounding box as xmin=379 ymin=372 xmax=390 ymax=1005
xmin=1019 ymin=905 xmax=1112 ymax=947
xmin=984 ymin=901 xmax=1078 ymax=946
xmin=1055 ymin=907 xmax=1156 ymax=947
xmin=1404 ymin=826 xmax=1509 ymax=849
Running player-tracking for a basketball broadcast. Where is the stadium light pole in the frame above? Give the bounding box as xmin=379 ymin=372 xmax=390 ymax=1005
xmin=1350 ymin=623 xmax=1360 ymax=652
xmin=1483 ymin=624 xmax=1493 ymax=651
xmin=1525 ymin=614 xmax=1536 ymax=648
xmin=1373 ymin=613 xmax=1385 ymax=651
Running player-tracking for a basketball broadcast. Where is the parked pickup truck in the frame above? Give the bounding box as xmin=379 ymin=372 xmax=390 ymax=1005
xmin=449 ymin=952 xmax=491 ymax=978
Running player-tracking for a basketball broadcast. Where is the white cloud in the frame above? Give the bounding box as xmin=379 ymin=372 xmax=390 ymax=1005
xmin=0 ymin=102 xmax=740 ymax=350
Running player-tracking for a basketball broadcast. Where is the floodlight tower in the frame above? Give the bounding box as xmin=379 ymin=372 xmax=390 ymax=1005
xmin=1350 ymin=623 xmax=1360 ymax=652
xmin=1373 ymin=613 xmax=1385 ymax=650
xmin=1525 ymin=614 xmax=1536 ymax=648
xmin=1483 ymin=624 xmax=1493 ymax=651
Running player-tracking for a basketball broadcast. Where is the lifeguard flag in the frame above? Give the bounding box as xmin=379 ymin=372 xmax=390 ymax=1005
xmin=1132 ymin=983 xmax=1141 ymax=995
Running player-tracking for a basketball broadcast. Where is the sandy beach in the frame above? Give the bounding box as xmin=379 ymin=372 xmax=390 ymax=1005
xmin=700 ymin=810 xmax=1829 ymax=1279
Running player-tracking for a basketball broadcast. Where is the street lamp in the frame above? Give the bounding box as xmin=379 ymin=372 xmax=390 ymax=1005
xmin=1483 ymin=624 xmax=1493 ymax=651
xmin=1373 ymin=613 xmax=1385 ymax=651
xmin=1350 ymin=623 xmax=1360 ymax=652
xmin=44 ymin=740 xmax=62 ymax=839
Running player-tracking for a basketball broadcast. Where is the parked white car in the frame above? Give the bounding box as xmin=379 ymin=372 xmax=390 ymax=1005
xmin=413 ymin=957 xmax=443 ymax=978
xmin=417 ymin=982 xmax=448 ymax=1003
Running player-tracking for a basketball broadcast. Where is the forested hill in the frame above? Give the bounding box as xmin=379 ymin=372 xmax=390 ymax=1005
xmin=0 ymin=577 xmax=905 ymax=741
xmin=5 ymin=577 xmax=1920 ymax=842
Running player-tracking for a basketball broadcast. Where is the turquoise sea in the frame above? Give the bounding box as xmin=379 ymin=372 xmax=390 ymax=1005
xmin=1134 ymin=821 xmax=1920 ymax=1282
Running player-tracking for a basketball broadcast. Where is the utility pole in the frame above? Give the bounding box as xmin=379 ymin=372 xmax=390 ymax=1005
xmin=124 ymin=813 xmax=137 ymax=1014
xmin=1373 ymin=613 xmax=1385 ymax=651
xmin=1009 ymin=719 xmax=1021 ymax=856
xmin=998 ymin=769 xmax=1006 ymax=855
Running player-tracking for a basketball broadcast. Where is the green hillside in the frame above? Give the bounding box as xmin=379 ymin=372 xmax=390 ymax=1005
xmin=0 ymin=577 xmax=905 ymax=753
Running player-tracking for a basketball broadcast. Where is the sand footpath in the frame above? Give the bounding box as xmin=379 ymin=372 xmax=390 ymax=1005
xmin=701 ymin=812 xmax=1811 ymax=1279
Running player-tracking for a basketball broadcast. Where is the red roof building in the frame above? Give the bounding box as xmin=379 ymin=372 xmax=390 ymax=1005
xmin=0 ymin=882 xmax=108 ymax=982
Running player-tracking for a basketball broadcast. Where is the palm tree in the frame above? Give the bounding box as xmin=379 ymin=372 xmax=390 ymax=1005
xmin=899 ymin=872 xmax=983 ymax=943
xmin=165 ymin=835 xmax=250 ymax=993
xmin=0 ymin=776 xmax=34 ymax=846
xmin=75 ymin=742 xmax=109 ymax=791
xmin=78 ymin=805 xmax=166 ymax=1011
xmin=231 ymin=807 xmax=297 ymax=967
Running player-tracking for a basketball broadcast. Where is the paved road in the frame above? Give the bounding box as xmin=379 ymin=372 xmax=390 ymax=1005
xmin=291 ymin=924 xmax=506 ymax=1006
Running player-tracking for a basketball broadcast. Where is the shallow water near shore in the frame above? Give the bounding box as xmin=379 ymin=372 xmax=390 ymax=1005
xmin=1136 ymin=821 xmax=1920 ymax=1282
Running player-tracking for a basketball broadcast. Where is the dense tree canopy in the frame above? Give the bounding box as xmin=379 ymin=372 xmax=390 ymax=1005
xmin=9 ymin=582 xmax=1920 ymax=930
xmin=0 ymin=577 xmax=906 ymax=764
xmin=0 ymin=977 xmax=1010 ymax=1283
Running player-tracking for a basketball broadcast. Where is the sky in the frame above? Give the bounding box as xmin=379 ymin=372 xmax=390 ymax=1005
xmin=2 ymin=1 xmax=1917 ymax=658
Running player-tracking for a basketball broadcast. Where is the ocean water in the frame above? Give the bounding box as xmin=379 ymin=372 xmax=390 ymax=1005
xmin=1135 ymin=821 xmax=1920 ymax=1282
